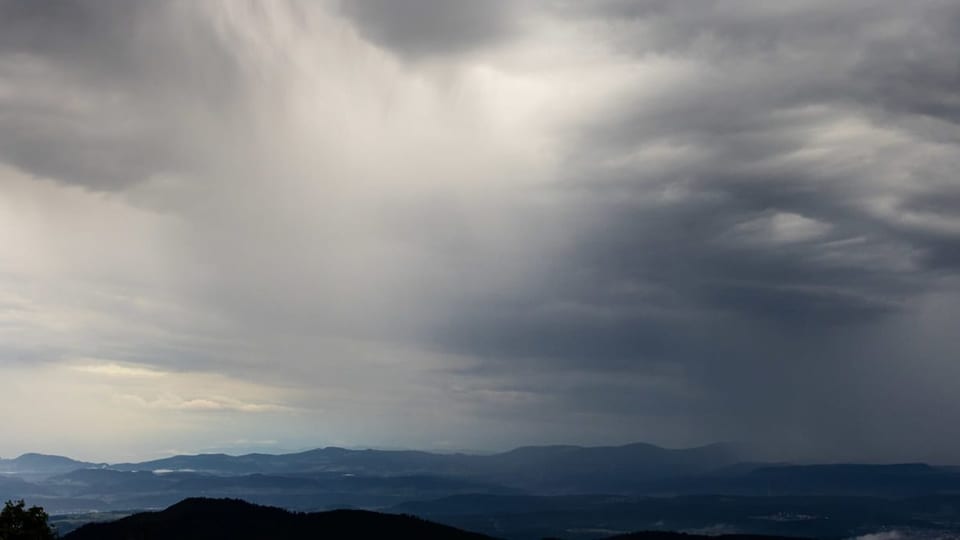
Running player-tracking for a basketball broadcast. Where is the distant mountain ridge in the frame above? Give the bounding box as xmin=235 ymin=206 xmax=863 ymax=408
xmin=0 ymin=443 xmax=742 ymax=474
xmin=0 ymin=453 xmax=103 ymax=477
xmin=108 ymin=442 xmax=741 ymax=492
xmin=7 ymin=442 xmax=960 ymax=524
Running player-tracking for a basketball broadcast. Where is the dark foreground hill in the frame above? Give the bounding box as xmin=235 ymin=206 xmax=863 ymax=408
xmin=60 ymin=498 xmax=812 ymax=540
xmin=63 ymin=498 xmax=496 ymax=540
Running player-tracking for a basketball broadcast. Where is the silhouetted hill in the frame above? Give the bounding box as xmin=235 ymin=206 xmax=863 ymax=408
xmin=63 ymin=498 xmax=497 ymax=540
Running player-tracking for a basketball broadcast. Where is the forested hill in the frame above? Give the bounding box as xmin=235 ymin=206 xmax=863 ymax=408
xmin=63 ymin=498 xmax=496 ymax=540
xmin=60 ymin=497 xmax=816 ymax=540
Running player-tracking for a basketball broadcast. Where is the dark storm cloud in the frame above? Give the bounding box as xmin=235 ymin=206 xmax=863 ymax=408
xmin=337 ymin=0 xmax=515 ymax=58
xmin=443 ymin=0 xmax=958 ymax=339
xmin=0 ymin=0 xmax=127 ymax=57
xmin=0 ymin=0 xmax=242 ymax=189
xmin=414 ymin=1 xmax=960 ymax=458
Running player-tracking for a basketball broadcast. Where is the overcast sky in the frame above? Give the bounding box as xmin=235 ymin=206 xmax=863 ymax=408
xmin=1 ymin=0 xmax=959 ymax=463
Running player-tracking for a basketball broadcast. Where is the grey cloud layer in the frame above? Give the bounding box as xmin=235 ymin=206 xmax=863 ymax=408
xmin=356 ymin=0 xmax=960 ymax=459
xmin=338 ymin=0 xmax=516 ymax=58
xmin=1 ymin=1 xmax=959 ymax=461
xmin=0 ymin=0 xmax=244 ymax=188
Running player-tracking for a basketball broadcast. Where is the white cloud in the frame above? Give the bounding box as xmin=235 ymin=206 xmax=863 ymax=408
xmin=850 ymin=531 xmax=903 ymax=540
xmin=117 ymin=394 xmax=291 ymax=413
xmin=726 ymin=212 xmax=833 ymax=246
xmin=71 ymin=361 xmax=167 ymax=378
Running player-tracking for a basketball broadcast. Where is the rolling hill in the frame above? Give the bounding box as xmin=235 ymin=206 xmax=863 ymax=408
xmin=63 ymin=498 xmax=496 ymax=540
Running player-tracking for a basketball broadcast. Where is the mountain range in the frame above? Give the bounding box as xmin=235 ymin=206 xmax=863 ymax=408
xmin=107 ymin=442 xmax=740 ymax=488
xmin=4 ymin=442 xmax=960 ymax=538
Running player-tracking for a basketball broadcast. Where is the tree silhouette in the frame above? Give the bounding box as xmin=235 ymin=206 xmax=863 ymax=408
xmin=0 ymin=500 xmax=56 ymax=540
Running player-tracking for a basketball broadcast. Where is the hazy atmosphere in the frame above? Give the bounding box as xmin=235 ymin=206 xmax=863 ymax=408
xmin=2 ymin=0 xmax=959 ymax=463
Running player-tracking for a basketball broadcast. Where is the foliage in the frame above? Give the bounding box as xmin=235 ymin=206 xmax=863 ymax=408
xmin=0 ymin=500 xmax=56 ymax=540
